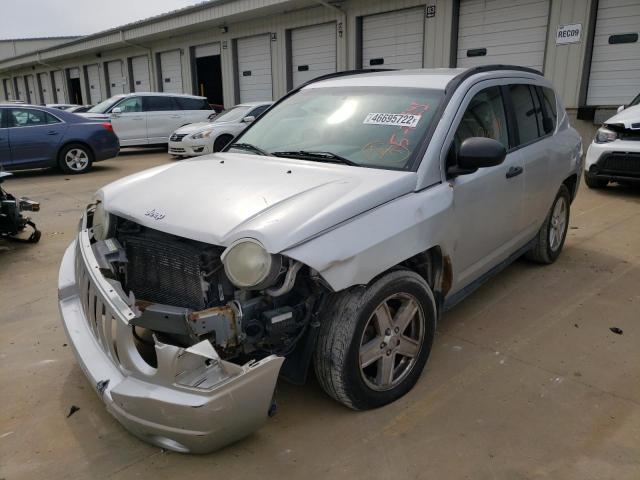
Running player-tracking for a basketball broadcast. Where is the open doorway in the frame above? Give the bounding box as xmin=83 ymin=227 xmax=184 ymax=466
xmin=66 ymin=68 xmax=83 ymax=104
xmin=68 ymin=78 xmax=82 ymax=104
xmin=193 ymin=43 xmax=223 ymax=110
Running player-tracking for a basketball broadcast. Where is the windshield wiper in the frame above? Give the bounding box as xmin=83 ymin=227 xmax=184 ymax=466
xmin=228 ymin=142 xmax=271 ymax=156
xmin=272 ymin=150 xmax=359 ymax=167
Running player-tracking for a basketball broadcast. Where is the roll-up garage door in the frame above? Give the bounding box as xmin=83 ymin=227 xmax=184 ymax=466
xmin=159 ymin=50 xmax=183 ymax=94
xmin=587 ymin=0 xmax=640 ymax=106
xmin=25 ymin=75 xmax=37 ymax=103
xmin=290 ymin=23 xmax=336 ymax=88
xmin=39 ymin=72 xmax=53 ymax=104
xmin=457 ymin=0 xmax=550 ymax=72
xmin=53 ymin=70 xmax=67 ymax=103
xmin=131 ymin=56 xmax=151 ymax=92
xmin=107 ymin=60 xmax=126 ymax=96
xmin=15 ymin=76 xmax=26 ymax=101
xmin=86 ymin=64 xmax=103 ymax=103
xmin=361 ymin=8 xmax=425 ymax=69
xmin=236 ymin=34 xmax=273 ymax=102
xmin=195 ymin=43 xmax=221 ymax=58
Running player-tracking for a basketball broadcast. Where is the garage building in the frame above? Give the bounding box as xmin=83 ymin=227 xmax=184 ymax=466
xmin=0 ymin=0 xmax=638 ymax=141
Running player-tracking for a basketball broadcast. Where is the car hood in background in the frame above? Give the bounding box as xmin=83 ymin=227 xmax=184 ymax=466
xmin=605 ymin=105 xmax=640 ymax=129
xmin=100 ymin=153 xmax=417 ymax=253
xmin=173 ymin=122 xmax=214 ymax=135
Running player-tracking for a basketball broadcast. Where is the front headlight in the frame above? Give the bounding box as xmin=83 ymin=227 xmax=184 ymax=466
xmin=595 ymin=127 xmax=617 ymax=143
xmin=92 ymin=200 xmax=113 ymax=241
xmin=222 ymin=240 xmax=282 ymax=289
xmin=190 ymin=129 xmax=214 ymax=140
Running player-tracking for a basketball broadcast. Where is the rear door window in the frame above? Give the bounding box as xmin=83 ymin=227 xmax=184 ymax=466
xmin=8 ymin=108 xmax=49 ymax=127
xmin=509 ymin=84 xmax=540 ymax=146
xmin=454 ymin=86 xmax=509 ymax=150
xmin=143 ymin=96 xmax=176 ymax=112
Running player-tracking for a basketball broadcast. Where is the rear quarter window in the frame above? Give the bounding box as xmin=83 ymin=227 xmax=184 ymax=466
xmin=175 ymin=97 xmax=211 ymax=110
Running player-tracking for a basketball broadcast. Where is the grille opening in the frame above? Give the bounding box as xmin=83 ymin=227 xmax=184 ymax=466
xmin=132 ymin=326 xmax=157 ymax=368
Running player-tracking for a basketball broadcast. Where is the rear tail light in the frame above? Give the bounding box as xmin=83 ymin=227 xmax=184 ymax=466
xmin=101 ymin=122 xmax=114 ymax=133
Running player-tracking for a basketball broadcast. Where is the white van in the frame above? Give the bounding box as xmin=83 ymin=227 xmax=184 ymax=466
xmin=80 ymin=93 xmax=214 ymax=146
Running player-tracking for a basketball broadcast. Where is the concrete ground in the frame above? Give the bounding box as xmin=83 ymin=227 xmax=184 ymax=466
xmin=1 ymin=150 xmax=639 ymax=480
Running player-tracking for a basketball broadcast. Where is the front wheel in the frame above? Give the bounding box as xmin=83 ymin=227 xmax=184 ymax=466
xmin=213 ymin=134 xmax=233 ymax=152
xmin=314 ymin=269 xmax=437 ymax=410
xmin=525 ymin=184 xmax=571 ymax=264
xmin=58 ymin=144 xmax=93 ymax=174
xmin=584 ymin=172 xmax=608 ymax=189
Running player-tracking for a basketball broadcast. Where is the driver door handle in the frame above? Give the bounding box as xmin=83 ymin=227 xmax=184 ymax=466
xmin=506 ymin=166 xmax=523 ymax=179
xmin=47 ymin=131 xmax=59 ymax=135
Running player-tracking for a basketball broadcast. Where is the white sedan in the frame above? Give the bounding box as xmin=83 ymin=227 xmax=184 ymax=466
xmin=168 ymin=101 xmax=273 ymax=156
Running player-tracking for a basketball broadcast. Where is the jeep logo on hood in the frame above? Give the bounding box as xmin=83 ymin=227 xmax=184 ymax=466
xmin=145 ymin=208 xmax=166 ymax=221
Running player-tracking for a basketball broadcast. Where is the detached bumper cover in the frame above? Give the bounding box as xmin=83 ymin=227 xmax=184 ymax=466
xmin=58 ymin=229 xmax=283 ymax=454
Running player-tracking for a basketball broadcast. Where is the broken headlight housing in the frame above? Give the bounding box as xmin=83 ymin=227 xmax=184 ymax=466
xmin=92 ymin=200 xmax=113 ymax=241
xmin=222 ymin=239 xmax=282 ymax=290
xmin=595 ymin=127 xmax=617 ymax=144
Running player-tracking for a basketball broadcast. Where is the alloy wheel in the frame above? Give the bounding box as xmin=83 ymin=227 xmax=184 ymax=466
xmin=64 ymin=148 xmax=89 ymax=172
xmin=549 ymin=196 xmax=567 ymax=251
xmin=359 ymin=293 xmax=425 ymax=391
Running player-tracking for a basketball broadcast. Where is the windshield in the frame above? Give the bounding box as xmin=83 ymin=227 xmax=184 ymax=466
xmin=213 ymin=106 xmax=252 ymax=123
xmin=230 ymin=87 xmax=443 ymax=170
xmin=87 ymin=96 xmax=123 ymax=113
xmin=630 ymin=92 xmax=640 ymax=107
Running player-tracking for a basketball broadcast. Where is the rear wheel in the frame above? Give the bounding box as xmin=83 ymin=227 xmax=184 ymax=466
xmin=314 ymin=269 xmax=437 ymax=410
xmin=525 ymin=184 xmax=570 ymax=264
xmin=58 ymin=143 xmax=93 ymax=174
xmin=584 ymin=172 xmax=608 ymax=189
xmin=213 ymin=134 xmax=233 ymax=152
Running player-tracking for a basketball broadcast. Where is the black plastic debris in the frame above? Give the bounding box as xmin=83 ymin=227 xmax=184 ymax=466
xmin=610 ymin=327 xmax=623 ymax=335
xmin=96 ymin=379 xmax=110 ymax=396
xmin=67 ymin=405 xmax=80 ymax=418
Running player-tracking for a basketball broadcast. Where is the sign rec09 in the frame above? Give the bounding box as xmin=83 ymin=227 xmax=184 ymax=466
xmin=556 ymin=23 xmax=582 ymax=45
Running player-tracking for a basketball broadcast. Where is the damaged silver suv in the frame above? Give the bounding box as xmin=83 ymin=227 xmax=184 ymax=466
xmin=58 ymin=66 xmax=583 ymax=453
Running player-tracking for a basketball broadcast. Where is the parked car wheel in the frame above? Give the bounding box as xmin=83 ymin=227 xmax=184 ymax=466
xmin=584 ymin=172 xmax=608 ymax=189
xmin=314 ymin=269 xmax=437 ymax=410
xmin=214 ymin=134 xmax=234 ymax=152
xmin=525 ymin=184 xmax=571 ymax=264
xmin=58 ymin=144 xmax=93 ymax=174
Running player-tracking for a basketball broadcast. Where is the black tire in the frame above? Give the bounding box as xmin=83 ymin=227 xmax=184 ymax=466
xmin=213 ymin=135 xmax=233 ymax=152
xmin=314 ymin=269 xmax=437 ymax=410
xmin=525 ymin=184 xmax=571 ymax=264
xmin=584 ymin=172 xmax=608 ymax=189
xmin=58 ymin=143 xmax=93 ymax=174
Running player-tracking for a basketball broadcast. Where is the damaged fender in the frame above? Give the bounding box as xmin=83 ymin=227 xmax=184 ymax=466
xmin=282 ymin=182 xmax=454 ymax=292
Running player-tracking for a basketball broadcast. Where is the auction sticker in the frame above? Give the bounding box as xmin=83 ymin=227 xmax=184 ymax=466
xmin=363 ymin=113 xmax=421 ymax=128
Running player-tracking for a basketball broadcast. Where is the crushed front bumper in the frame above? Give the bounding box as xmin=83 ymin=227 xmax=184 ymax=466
xmin=58 ymin=228 xmax=283 ymax=454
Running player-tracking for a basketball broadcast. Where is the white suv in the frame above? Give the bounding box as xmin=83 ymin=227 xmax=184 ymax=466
xmin=81 ymin=93 xmax=214 ymax=146
xmin=585 ymin=92 xmax=640 ymax=188
xmin=59 ymin=67 xmax=582 ymax=454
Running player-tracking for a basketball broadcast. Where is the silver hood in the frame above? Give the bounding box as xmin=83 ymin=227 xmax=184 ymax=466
xmin=99 ymin=153 xmax=417 ymax=253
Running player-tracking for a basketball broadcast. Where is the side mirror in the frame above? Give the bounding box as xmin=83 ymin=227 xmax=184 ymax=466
xmin=617 ymin=105 xmax=625 ymax=113
xmin=111 ymin=107 xmax=122 ymax=115
xmin=448 ymin=137 xmax=506 ymax=177
xmin=242 ymin=116 xmax=256 ymax=123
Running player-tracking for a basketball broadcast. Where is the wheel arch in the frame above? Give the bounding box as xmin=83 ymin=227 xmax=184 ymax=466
xmin=563 ymin=173 xmax=578 ymax=202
